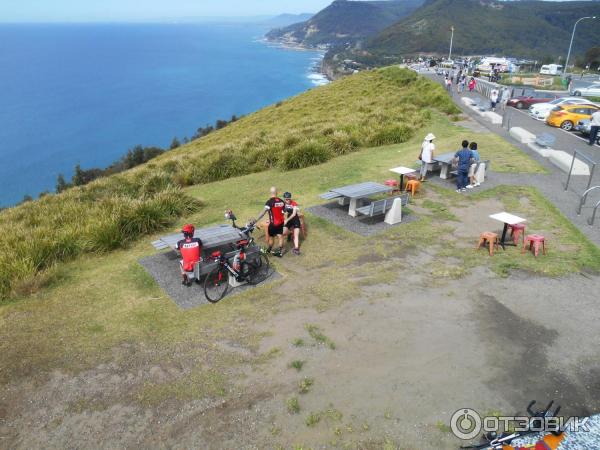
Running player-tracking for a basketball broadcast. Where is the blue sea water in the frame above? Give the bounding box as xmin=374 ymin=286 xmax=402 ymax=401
xmin=0 ymin=23 xmax=326 ymax=207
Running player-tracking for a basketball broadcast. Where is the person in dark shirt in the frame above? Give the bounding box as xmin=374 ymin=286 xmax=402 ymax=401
xmin=283 ymin=191 xmax=302 ymax=255
xmin=255 ymin=186 xmax=285 ymax=257
xmin=453 ymin=140 xmax=473 ymax=193
xmin=176 ymin=224 xmax=202 ymax=286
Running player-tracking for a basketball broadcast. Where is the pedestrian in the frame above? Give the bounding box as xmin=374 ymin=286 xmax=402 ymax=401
xmin=453 ymin=140 xmax=473 ymax=193
xmin=589 ymin=109 xmax=600 ymax=146
xmin=445 ymin=77 xmax=452 ymax=92
xmin=500 ymin=87 xmax=511 ymax=112
xmin=254 ymin=186 xmax=286 ymax=257
xmin=466 ymin=142 xmax=481 ymax=188
xmin=468 ymin=77 xmax=476 ymax=92
xmin=490 ymin=88 xmax=499 ymax=111
xmin=419 ymin=133 xmax=436 ymax=181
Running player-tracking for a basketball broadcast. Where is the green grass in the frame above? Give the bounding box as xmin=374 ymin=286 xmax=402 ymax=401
xmin=305 ymin=325 xmax=336 ymax=349
xmin=287 ymin=397 xmax=301 ymax=414
xmin=298 ymin=377 xmax=315 ymax=394
xmin=290 ymin=360 xmax=305 ymax=371
xmin=292 ymin=338 xmax=305 ymax=347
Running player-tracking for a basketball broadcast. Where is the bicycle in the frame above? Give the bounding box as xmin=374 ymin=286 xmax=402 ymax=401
xmin=203 ymin=213 xmax=270 ymax=303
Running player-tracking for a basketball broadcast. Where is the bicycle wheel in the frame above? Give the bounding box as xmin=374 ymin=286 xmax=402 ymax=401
xmin=204 ymin=267 xmax=229 ymax=303
xmin=246 ymin=254 xmax=270 ymax=285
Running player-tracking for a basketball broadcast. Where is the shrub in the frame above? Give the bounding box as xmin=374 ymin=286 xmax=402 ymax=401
xmin=279 ymin=140 xmax=333 ymax=170
xmin=327 ymin=130 xmax=360 ymax=155
xmin=368 ymin=125 xmax=414 ymax=147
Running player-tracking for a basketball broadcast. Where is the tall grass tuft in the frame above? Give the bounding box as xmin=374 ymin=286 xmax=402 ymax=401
xmin=280 ymin=140 xmax=333 ymax=170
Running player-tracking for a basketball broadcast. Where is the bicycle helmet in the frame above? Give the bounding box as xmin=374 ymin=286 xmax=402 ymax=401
xmin=283 ymin=192 xmax=292 ymax=199
xmin=182 ymin=224 xmax=195 ymax=237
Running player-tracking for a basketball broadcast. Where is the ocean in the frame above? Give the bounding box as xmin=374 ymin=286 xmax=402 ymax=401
xmin=0 ymin=23 xmax=327 ymax=207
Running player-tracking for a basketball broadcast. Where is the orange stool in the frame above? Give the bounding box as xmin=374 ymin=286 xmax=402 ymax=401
xmin=405 ymin=179 xmax=420 ymax=196
xmin=476 ymin=232 xmax=499 ymax=256
xmin=522 ymin=234 xmax=546 ymax=257
xmin=384 ymin=179 xmax=400 ymax=194
xmin=508 ymin=223 xmax=526 ymax=246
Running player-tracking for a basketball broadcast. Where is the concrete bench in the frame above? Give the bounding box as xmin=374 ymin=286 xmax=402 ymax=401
xmin=526 ymin=143 xmax=554 ymax=158
xmin=320 ymin=191 xmax=342 ymax=200
xmin=355 ymin=193 xmax=409 ymax=225
xmin=509 ymin=127 xmax=536 ymax=144
xmin=461 ymin=97 xmax=475 ymax=106
xmin=482 ymin=111 xmax=502 ymax=124
xmin=549 ymin=151 xmax=591 ymax=176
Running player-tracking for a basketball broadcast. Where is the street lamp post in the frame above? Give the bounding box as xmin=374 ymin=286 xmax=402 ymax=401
xmin=448 ymin=26 xmax=454 ymax=62
xmin=564 ymin=16 xmax=597 ymax=75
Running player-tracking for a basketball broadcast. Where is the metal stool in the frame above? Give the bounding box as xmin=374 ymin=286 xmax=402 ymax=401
xmin=522 ymin=234 xmax=546 ymax=257
xmin=476 ymin=231 xmax=499 ymax=256
xmin=405 ymin=179 xmax=420 ymax=196
xmin=508 ymin=223 xmax=526 ymax=246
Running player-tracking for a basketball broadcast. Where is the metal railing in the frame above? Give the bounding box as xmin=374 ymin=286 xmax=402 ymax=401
xmin=576 ymin=186 xmax=600 ymax=215
xmin=564 ymin=151 xmax=597 ymax=193
xmin=589 ymin=199 xmax=600 ymax=226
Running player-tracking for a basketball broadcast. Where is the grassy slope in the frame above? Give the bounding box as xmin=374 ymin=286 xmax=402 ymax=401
xmin=2 ymin=113 xmax=597 ymax=387
xmin=0 ymin=67 xmax=459 ymax=300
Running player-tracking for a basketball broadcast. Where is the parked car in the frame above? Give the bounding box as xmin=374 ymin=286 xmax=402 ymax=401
xmin=507 ymin=92 xmax=559 ymax=109
xmin=571 ymin=83 xmax=600 ymax=98
xmin=529 ymin=97 xmax=593 ymax=120
xmin=576 ymin=119 xmax=600 ymax=144
xmin=546 ymin=104 xmax=600 ymax=131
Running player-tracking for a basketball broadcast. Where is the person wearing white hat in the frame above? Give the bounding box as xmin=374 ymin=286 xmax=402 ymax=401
xmin=419 ymin=133 xmax=436 ymax=181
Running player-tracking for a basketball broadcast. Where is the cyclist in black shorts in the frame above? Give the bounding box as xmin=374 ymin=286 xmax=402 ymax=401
xmin=255 ymin=186 xmax=285 ymax=257
xmin=283 ymin=191 xmax=302 ymax=255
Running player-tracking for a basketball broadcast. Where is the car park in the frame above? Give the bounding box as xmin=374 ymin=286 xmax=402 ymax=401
xmin=507 ymin=92 xmax=559 ymax=109
xmin=546 ymin=104 xmax=600 ymax=131
xmin=529 ymin=97 xmax=593 ymax=120
xmin=576 ymin=119 xmax=600 ymax=144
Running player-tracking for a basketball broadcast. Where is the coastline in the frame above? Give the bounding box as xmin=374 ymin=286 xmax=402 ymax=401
xmin=261 ymin=36 xmax=333 ymax=83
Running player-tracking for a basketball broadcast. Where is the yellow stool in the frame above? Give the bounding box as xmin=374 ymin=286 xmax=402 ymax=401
xmin=405 ymin=179 xmax=420 ymax=196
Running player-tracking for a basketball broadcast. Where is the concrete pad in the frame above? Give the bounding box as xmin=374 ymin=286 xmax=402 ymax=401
xmin=548 ymin=150 xmax=591 ymax=175
xmin=482 ymin=111 xmax=502 ymax=124
xmin=307 ymin=202 xmax=417 ymax=237
xmin=139 ymin=251 xmax=280 ymax=309
xmin=509 ymin=126 xmax=536 ymax=144
xmin=526 ymin=142 xmax=554 ymax=158
xmin=461 ymin=97 xmax=475 ymax=106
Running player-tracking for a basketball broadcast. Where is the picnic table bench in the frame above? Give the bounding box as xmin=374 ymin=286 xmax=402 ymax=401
xmin=355 ymin=193 xmax=409 ymax=224
xmin=321 ymin=181 xmax=393 ymax=216
xmin=151 ymin=225 xmax=260 ymax=277
xmin=433 ymin=152 xmax=456 ymax=179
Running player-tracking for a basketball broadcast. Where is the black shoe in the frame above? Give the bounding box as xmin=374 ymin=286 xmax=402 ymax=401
xmin=182 ymin=274 xmax=189 ymax=286
xmin=272 ymin=249 xmax=283 ymax=257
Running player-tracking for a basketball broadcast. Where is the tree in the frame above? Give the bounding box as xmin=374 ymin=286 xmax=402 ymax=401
xmin=585 ymin=47 xmax=600 ymax=70
xmin=21 ymin=194 xmax=33 ymax=204
xmin=216 ymin=119 xmax=228 ymax=130
xmin=169 ymin=137 xmax=180 ymax=150
xmin=56 ymin=174 xmax=69 ymax=193
xmin=72 ymin=164 xmax=85 ymax=186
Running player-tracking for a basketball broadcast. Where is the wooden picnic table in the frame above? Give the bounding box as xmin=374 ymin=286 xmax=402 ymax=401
xmin=489 ymin=212 xmax=527 ymax=250
xmin=328 ymin=181 xmax=393 ymax=217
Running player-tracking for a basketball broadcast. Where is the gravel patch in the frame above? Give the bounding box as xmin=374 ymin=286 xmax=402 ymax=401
xmin=307 ymin=200 xmax=418 ymax=237
xmin=139 ymin=251 xmax=280 ymax=309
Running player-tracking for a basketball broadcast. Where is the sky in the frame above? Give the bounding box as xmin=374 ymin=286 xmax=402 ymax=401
xmin=0 ymin=0 xmax=334 ymax=22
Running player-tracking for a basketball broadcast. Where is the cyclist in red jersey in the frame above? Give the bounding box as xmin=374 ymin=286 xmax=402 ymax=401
xmin=283 ymin=192 xmax=302 ymax=255
xmin=176 ymin=224 xmax=202 ymax=286
xmin=255 ymin=186 xmax=285 ymax=257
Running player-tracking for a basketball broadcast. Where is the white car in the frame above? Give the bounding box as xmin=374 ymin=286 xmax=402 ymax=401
xmin=572 ymin=83 xmax=600 ymax=98
xmin=529 ymin=97 xmax=594 ymax=120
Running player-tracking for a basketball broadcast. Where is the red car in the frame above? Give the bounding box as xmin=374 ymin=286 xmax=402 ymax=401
xmin=507 ymin=92 xmax=560 ymax=109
